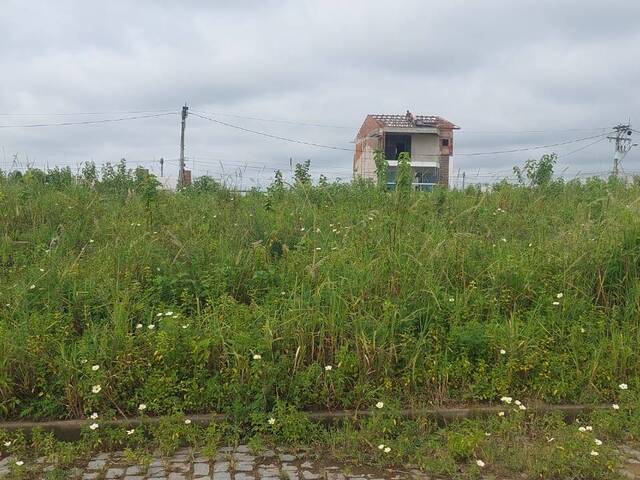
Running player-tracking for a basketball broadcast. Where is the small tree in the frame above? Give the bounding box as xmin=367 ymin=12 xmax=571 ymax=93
xmin=294 ymin=160 xmax=311 ymax=187
xmin=396 ymin=152 xmax=413 ymax=196
xmin=513 ymin=153 xmax=557 ymax=187
xmin=374 ymin=149 xmax=388 ymax=190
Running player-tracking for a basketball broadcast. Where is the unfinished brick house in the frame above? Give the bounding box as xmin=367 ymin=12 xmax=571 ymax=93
xmin=353 ymin=111 xmax=459 ymax=189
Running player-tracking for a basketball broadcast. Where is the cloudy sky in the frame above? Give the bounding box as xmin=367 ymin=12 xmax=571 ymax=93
xmin=1 ymin=0 xmax=639 ymax=188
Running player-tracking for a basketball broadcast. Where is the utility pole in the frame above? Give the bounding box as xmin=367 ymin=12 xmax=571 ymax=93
xmin=608 ymin=123 xmax=635 ymax=177
xmin=462 ymin=171 xmax=466 ymax=190
xmin=178 ymin=103 xmax=189 ymax=188
xmin=159 ymin=157 xmax=164 ymax=177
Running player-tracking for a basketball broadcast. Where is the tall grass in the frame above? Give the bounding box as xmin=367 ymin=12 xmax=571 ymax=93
xmin=1 ymin=170 xmax=640 ymax=420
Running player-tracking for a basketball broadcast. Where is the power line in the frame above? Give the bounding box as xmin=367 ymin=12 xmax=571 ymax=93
xmin=0 ymin=112 xmax=176 ymax=128
xmin=191 ymin=111 xmax=614 ymax=158
xmin=190 ymin=109 xmax=353 ymax=130
xmin=189 ymin=111 xmax=355 ymax=152
xmin=0 ymin=109 xmax=175 ymax=117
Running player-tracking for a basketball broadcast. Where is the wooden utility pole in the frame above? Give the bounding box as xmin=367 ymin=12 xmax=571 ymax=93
xmin=462 ymin=171 xmax=466 ymax=189
xmin=159 ymin=157 xmax=164 ymax=177
xmin=178 ymin=104 xmax=189 ymax=188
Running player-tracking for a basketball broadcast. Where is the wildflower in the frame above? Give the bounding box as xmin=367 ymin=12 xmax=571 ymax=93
xmin=126 ymin=429 xmax=135 ymax=435
xmin=91 ymin=365 xmax=100 ymax=371
xmin=501 ymin=238 xmax=506 ymax=242
xmin=89 ymin=239 xmax=94 ymax=243
xmin=500 ymin=349 xmax=506 ymax=355
xmin=552 ymin=301 xmax=560 ymax=306
xmin=89 ymin=423 xmax=99 ymax=430
xmin=613 ymin=404 xmax=620 ymax=410
xmin=580 ymin=327 xmax=586 ymax=333
xmin=148 ymin=324 xmax=155 ymax=330
xmin=315 ymin=247 xmax=321 ymax=251
xmin=547 ymin=437 xmax=555 ymax=443
xmin=384 ymin=447 xmax=391 ymax=453
xmin=375 ymin=401 xmax=384 ymax=409
xmin=485 ymin=432 xmax=492 ymax=436
xmin=165 ymin=311 xmax=173 ymax=316
xmin=280 ymin=291 xmax=286 ymax=295
xmin=619 ymin=383 xmax=628 ymax=390
xmin=300 ymin=227 xmax=305 ymax=232
xmin=448 ymin=297 xmax=455 ymax=302
xmin=182 ymin=324 xmax=189 ymax=329
xmin=476 ymin=459 xmax=486 ymax=467
xmin=515 ymin=400 xmax=522 ymax=406
xmin=80 ymin=359 xmax=88 ymax=364
xmin=590 ymin=451 xmax=599 ymax=456
xmin=378 ymin=444 xmax=385 ymax=450
xmin=268 ymin=417 xmax=276 ymax=425
xmin=29 ymin=284 xmax=36 ymax=290
xmin=585 ymin=426 xmax=593 ymax=431
xmin=90 ymin=412 xmax=98 ymax=420
xmin=253 ymin=354 xmax=262 ymax=360
xmin=325 ymin=365 xmax=332 ymax=371
xmin=136 ymin=323 xmax=143 ymax=329
xmin=528 ymin=243 xmax=533 ymax=247
xmin=595 ymin=439 xmax=603 ymax=446
xmin=156 ymin=313 xmax=163 ymax=317
xmin=39 ymin=268 xmax=45 ymax=272
xmin=519 ymin=404 xmax=527 ymax=411
xmin=500 ymin=396 xmax=513 ymax=404
xmin=578 ymin=427 xmax=587 ymax=433
xmin=15 ymin=461 xmax=24 ymax=466
xmin=184 ymin=419 xmax=192 ymax=425
xmin=92 ymin=385 xmax=101 ymax=394
xmin=3 ymin=441 xmax=11 ymax=447
xmin=498 ymin=411 xmax=505 ymax=417
xmin=138 ymin=403 xmax=147 ymax=411
xmin=556 ymin=293 xmax=563 ymax=298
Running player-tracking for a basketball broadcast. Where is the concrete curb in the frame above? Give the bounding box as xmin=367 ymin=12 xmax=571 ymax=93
xmin=0 ymin=404 xmax=608 ymax=441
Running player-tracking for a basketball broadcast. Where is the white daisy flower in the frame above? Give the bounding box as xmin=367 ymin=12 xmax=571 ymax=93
xmin=15 ymin=461 xmax=24 ymax=466
xmin=590 ymin=451 xmax=599 ymax=456
xmin=253 ymin=354 xmax=262 ymax=360
xmin=613 ymin=404 xmax=620 ymax=410
xmin=476 ymin=459 xmax=485 ymax=467
xmin=138 ymin=404 xmax=147 ymax=411
xmin=325 ymin=365 xmax=332 ymax=371
xmin=595 ymin=439 xmax=603 ymax=446
xmin=619 ymin=383 xmax=628 ymax=390
xmin=90 ymin=412 xmax=98 ymax=419
xmin=268 ymin=417 xmax=276 ymax=425
xmin=126 ymin=429 xmax=135 ymax=435
xmin=89 ymin=423 xmax=99 ymax=430
xmin=184 ymin=419 xmax=191 ymax=424
xmin=92 ymin=385 xmax=101 ymax=394
xmin=375 ymin=401 xmax=384 ymax=409
xmin=91 ymin=365 xmax=100 ymax=371
xmin=384 ymin=447 xmax=391 ymax=453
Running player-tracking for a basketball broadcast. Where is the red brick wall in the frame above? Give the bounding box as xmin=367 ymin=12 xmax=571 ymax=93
xmin=438 ymin=156 xmax=450 ymax=187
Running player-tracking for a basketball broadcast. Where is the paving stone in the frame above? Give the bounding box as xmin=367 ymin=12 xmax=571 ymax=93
xmin=218 ymin=447 xmax=234 ymax=453
xmin=194 ymin=455 xmax=209 ymax=462
xmin=214 ymin=461 xmax=230 ymax=472
xmin=327 ymin=473 xmax=346 ymax=480
xmin=280 ymin=454 xmax=296 ymax=462
xmin=235 ymin=473 xmax=255 ymax=480
xmin=82 ymin=474 xmax=99 ymax=480
xmin=170 ymin=462 xmax=190 ymax=473
xmin=168 ymin=473 xmax=187 ymax=480
xmin=303 ymin=471 xmax=322 ymax=480
xmin=87 ymin=459 xmax=107 ymax=470
xmin=148 ymin=465 xmax=168 ymax=477
xmin=283 ymin=472 xmax=300 ymax=480
xmin=124 ymin=476 xmax=145 ymax=480
xmin=170 ymin=454 xmax=190 ymax=462
xmin=105 ymin=467 xmax=126 ymax=478
xmin=301 ymin=461 xmax=313 ymax=469
xmin=236 ymin=445 xmax=251 ymax=453
xmin=125 ymin=465 xmax=143 ymax=475
xmin=213 ymin=472 xmax=231 ymax=480
xmin=194 ymin=463 xmax=210 ymax=476
xmin=236 ymin=461 xmax=255 ymax=471
xmin=262 ymin=449 xmax=276 ymax=457
xmin=95 ymin=453 xmax=111 ymax=460
xmin=282 ymin=464 xmax=298 ymax=471
xmin=259 ymin=467 xmax=280 ymax=476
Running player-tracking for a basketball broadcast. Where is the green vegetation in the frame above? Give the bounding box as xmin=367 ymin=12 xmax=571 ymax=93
xmin=1 ymin=160 xmax=640 ymax=477
xmin=1 ymin=163 xmax=640 ymax=421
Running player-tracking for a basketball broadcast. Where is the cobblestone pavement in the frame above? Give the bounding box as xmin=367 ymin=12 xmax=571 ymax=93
xmin=2 ymin=444 xmax=640 ymax=479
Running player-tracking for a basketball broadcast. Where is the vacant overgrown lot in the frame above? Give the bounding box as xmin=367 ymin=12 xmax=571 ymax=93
xmin=1 ymin=169 xmax=640 ymax=421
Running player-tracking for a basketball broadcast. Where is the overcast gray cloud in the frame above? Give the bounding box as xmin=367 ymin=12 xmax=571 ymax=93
xmin=1 ymin=0 xmax=639 ymax=187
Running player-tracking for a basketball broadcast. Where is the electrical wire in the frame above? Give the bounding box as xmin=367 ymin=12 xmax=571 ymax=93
xmin=0 ymin=109 xmax=175 ymax=116
xmin=0 ymin=112 xmax=176 ymax=128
